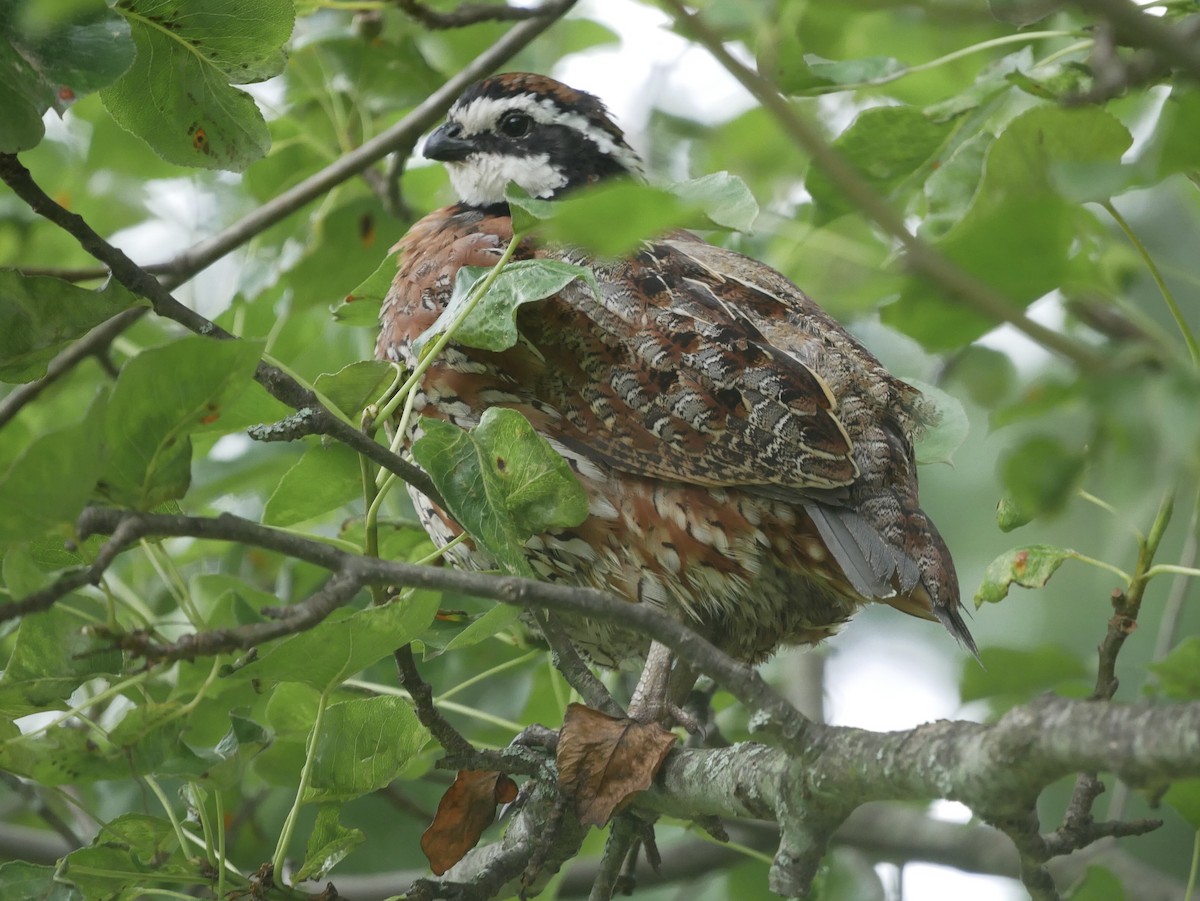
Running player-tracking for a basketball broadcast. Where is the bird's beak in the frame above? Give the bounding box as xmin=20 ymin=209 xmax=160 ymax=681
xmin=423 ymin=123 xmax=476 ymax=162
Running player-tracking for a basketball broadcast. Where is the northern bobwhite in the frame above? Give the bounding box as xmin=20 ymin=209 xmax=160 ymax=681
xmin=377 ymin=72 xmax=976 ymax=673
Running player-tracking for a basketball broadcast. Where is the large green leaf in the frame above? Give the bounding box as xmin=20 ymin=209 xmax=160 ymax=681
xmin=0 ymin=272 xmax=142 ymax=382
xmin=63 ymin=814 xmax=195 ymax=899
xmin=306 ymin=695 xmax=429 ymax=801
xmin=414 ymin=260 xmax=595 ymax=356
xmin=999 ymin=434 xmax=1085 ymax=519
xmin=230 ymin=591 xmax=440 ymax=691
xmin=0 ymin=389 xmax=107 ymax=543
xmin=807 ymin=106 xmax=951 ymax=224
xmin=262 ymin=441 xmax=364 ymax=527
xmin=0 ymin=603 xmax=123 ymax=716
xmin=98 ymin=335 xmax=263 ymax=508
xmin=0 ymin=1 xmax=135 ymax=152
xmin=0 ymin=861 xmax=81 ymax=901
xmin=99 ymin=0 xmax=293 ymax=170
xmin=886 ymin=106 xmax=1132 ymax=349
xmin=411 ymin=408 xmax=590 ymax=576
xmin=960 ymin=645 xmax=1088 ymax=707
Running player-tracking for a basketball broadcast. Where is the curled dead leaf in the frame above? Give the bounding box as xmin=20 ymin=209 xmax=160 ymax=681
xmin=556 ymin=703 xmax=677 ymax=828
xmin=420 ymin=769 xmax=518 ymax=875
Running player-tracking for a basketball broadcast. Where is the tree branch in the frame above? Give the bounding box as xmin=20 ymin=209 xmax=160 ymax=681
xmin=0 ymin=155 xmax=444 ymax=506
xmin=660 ymin=0 xmax=1107 ymax=371
xmin=17 ymin=506 xmax=1200 ymax=897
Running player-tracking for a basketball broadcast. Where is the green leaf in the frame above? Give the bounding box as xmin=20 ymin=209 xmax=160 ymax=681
xmin=775 ymin=50 xmax=907 ymax=94
xmin=443 ymin=603 xmax=522 ymax=653
xmin=295 ymin=803 xmax=366 ymax=882
xmin=960 ymin=645 xmax=1089 ymax=705
xmin=313 ymin=360 xmax=394 ymax=419
xmin=1065 ymin=866 xmax=1125 ymax=901
xmin=262 ymin=442 xmax=363 ymax=527
xmin=887 ymin=106 xmax=1133 ymax=350
xmin=63 ymin=814 xmax=194 ymax=899
xmin=808 ymin=107 xmax=950 ymax=224
xmin=0 ymin=603 xmax=123 ymax=715
xmin=99 ymin=335 xmax=263 ymax=508
xmin=999 ymin=435 xmax=1085 ymax=520
xmin=667 ymin=172 xmax=759 ymax=232
xmin=1164 ymin=778 xmax=1200 ymax=831
xmin=995 ymin=492 xmax=1035 ymax=533
xmin=99 ymin=0 xmax=293 ymax=171
xmin=0 ymin=389 xmax=107 ymax=543
xmin=410 ymin=408 xmax=590 ymax=576
xmin=331 ymin=252 xmax=397 ymax=326
xmin=414 ymin=260 xmax=595 ymax=356
xmin=975 ymin=544 xmax=1077 ymax=606
xmin=1148 ymin=637 xmax=1200 ymax=700
xmin=306 ymin=695 xmax=429 ymax=802
xmin=232 ymin=592 xmax=440 ymax=691
xmin=0 ymin=861 xmax=81 ymax=901
xmin=0 ymin=2 xmax=135 ymax=152
xmin=529 ymin=181 xmax=692 ymax=256
xmin=904 ymin=379 xmax=968 ymax=465
xmin=0 ymin=272 xmax=142 ymax=382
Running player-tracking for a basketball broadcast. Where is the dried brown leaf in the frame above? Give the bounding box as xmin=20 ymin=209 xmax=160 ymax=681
xmin=420 ymin=769 xmax=518 ymax=875
xmin=556 ymin=703 xmax=678 ymax=827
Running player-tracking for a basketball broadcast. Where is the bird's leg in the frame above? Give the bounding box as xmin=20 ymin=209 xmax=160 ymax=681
xmin=626 ymin=641 xmax=701 ymax=731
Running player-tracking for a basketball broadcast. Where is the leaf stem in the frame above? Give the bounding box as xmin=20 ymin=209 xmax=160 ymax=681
xmin=144 ymin=776 xmax=194 ymax=864
xmin=375 ymin=232 xmax=525 ymax=426
xmin=273 ymin=689 xmax=330 ymax=884
xmin=1187 ymin=828 xmax=1200 ymax=901
xmin=1102 ymin=199 xmax=1200 ymax=367
xmin=436 ymin=649 xmax=543 ymax=702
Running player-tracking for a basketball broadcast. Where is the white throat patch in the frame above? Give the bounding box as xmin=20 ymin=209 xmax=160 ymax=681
xmin=445 ymin=151 xmax=568 ymax=206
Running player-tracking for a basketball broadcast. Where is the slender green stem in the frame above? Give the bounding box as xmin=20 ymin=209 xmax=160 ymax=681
xmin=1068 ymin=553 xmax=1132 ymax=584
xmin=1034 ymin=38 xmax=1093 ymax=69
xmin=1187 ymin=829 xmax=1199 ymax=901
xmin=1144 ymin=563 xmax=1200 ymax=579
xmin=341 ymin=679 xmax=526 ymax=732
xmin=144 ymin=776 xmax=193 ymax=862
xmin=375 ymin=232 xmax=525 ymax=425
xmin=189 ymin=784 xmax=217 ymax=869
xmin=215 ymin=789 xmax=228 ymax=899
xmin=1077 ymin=490 xmax=1119 ymax=518
xmin=1102 ymin=200 xmax=1200 ymax=367
xmin=273 ymin=689 xmax=329 ymax=883
xmin=436 ymin=649 xmax=542 ymax=702
xmin=412 ymin=532 xmax=468 ymax=566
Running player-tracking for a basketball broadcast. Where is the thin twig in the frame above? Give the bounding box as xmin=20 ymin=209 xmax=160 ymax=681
xmin=660 ymin=0 xmax=1106 ymax=371
xmin=589 ymin=815 xmax=639 ymax=901
xmin=41 ymin=506 xmax=812 ymax=750
xmin=530 ymin=610 xmax=623 ymax=717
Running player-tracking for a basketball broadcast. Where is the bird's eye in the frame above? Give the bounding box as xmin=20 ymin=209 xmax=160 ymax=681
xmin=498 ymin=111 xmax=533 ymax=138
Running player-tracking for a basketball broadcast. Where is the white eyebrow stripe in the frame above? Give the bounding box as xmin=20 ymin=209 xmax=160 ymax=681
xmin=451 ymin=94 xmax=644 ymax=177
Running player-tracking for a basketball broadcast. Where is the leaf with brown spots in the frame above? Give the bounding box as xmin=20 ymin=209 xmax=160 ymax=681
xmin=556 ymin=703 xmax=677 ymax=828
xmin=974 ymin=544 xmax=1078 ymax=605
xmin=420 ymin=769 xmax=518 ymax=875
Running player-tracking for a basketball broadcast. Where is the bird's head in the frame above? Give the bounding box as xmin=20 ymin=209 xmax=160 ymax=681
xmin=423 ymin=72 xmax=643 ymax=208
